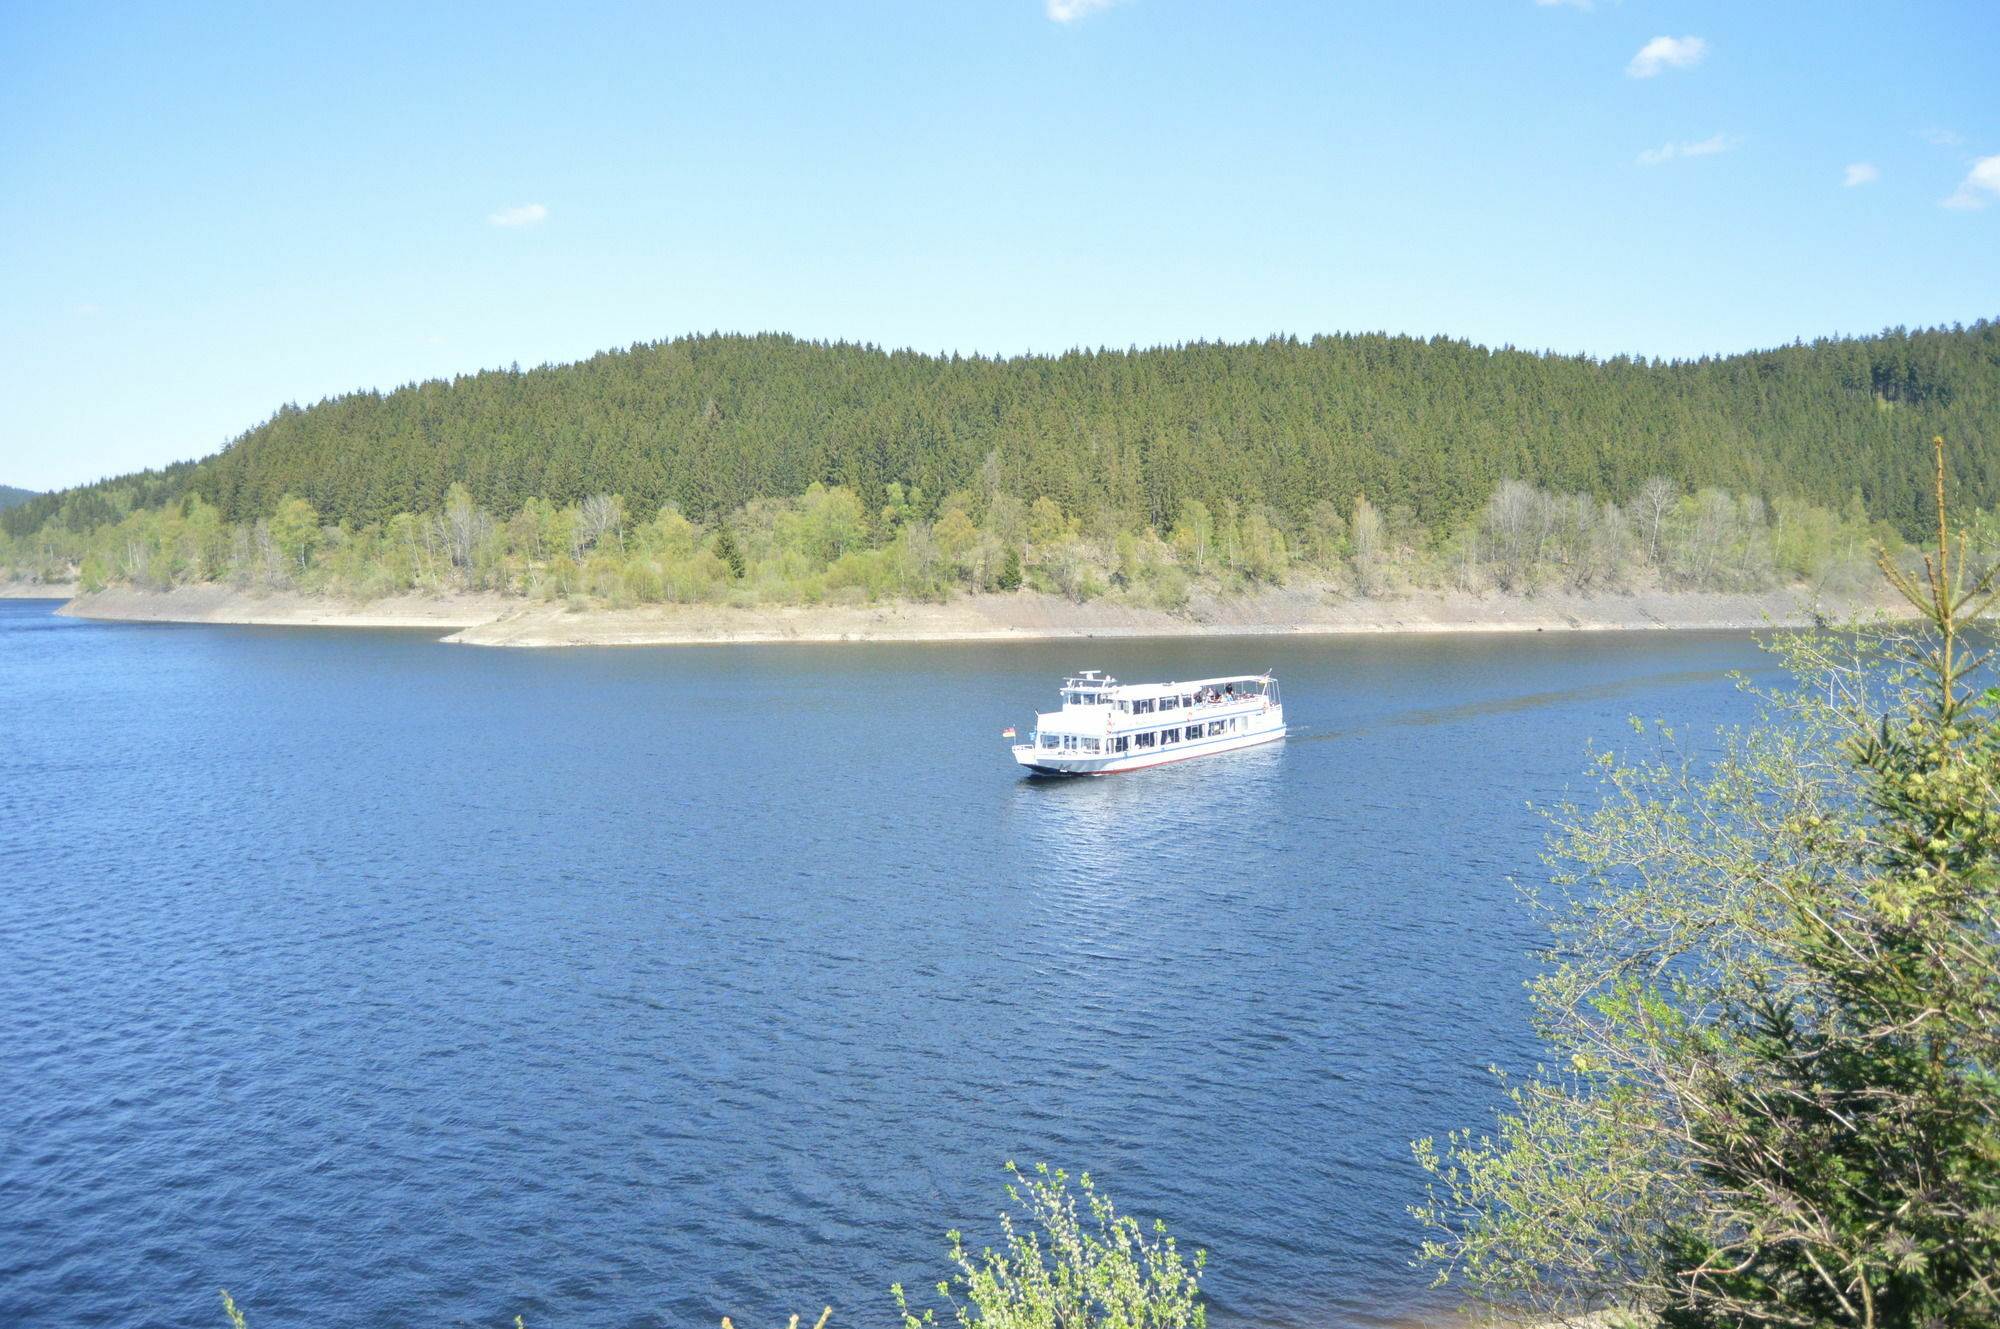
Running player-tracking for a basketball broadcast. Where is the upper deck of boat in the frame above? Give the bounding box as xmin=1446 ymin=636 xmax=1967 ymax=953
xmin=1048 ymin=671 xmax=1278 ymax=718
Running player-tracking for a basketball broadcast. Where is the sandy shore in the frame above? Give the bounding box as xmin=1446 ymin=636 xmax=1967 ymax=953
xmin=55 ymin=584 xmax=514 ymax=629
xmin=50 ymin=582 xmax=1899 ymax=648
xmin=0 ymin=579 xmax=78 ymax=599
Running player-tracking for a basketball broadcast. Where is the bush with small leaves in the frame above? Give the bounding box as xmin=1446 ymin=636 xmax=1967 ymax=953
xmin=893 ymin=1163 xmax=1206 ymax=1329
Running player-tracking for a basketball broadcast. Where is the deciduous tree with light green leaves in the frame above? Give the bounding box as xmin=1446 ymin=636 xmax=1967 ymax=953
xmin=266 ymin=494 xmax=321 ymax=575
xmin=1414 ymin=439 xmax=2000 ymax=1328
xmin=894 ymin=1163 xmax=1206 ymax=1329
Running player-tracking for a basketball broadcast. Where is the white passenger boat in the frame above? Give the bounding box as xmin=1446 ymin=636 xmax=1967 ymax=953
xmin=1008 ymin=670 xmax=1286 ymax=775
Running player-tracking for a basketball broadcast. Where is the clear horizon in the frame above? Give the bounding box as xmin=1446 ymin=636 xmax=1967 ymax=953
xmin=4 ymin=0 xmax=1996 ymax=492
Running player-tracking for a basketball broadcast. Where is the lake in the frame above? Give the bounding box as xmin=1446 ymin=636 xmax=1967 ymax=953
xmin=0 ymin=600 xmax=1776 ymax=1329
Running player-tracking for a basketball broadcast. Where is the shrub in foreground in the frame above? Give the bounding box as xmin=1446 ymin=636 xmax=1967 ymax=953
xmin=894 ymin=1162 xmax=1207 ymax=1329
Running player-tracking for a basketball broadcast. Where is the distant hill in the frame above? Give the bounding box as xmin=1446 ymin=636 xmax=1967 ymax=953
xmin=7 ymin=321 xmax=1998 ymax=542
xmin=0 ymin=485 xmax=37 ymax=511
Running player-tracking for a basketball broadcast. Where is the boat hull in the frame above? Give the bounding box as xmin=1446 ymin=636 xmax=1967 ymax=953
xmin=1012 ymin=718 xmax=1287 ymax=776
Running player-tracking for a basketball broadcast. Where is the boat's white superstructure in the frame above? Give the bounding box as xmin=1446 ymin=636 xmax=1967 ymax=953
xmin=1009 ymin=670 xmax=1286 ymax=775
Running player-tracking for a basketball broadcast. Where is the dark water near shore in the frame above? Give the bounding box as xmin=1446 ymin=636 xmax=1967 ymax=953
xmin=0 ymin=601 xmax=1774 ymax=1329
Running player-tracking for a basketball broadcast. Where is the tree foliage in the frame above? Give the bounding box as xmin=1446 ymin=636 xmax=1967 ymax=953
xmin=893 ymin=1163 xmax=1206 ymax=1329
xmin=1415 ymin=440 xmax=2000 ymax=1328
xmin=1 ymin=470 xmax=1910 ymax=612
xmin=8 ymin=323 xmax=1999 ymax=549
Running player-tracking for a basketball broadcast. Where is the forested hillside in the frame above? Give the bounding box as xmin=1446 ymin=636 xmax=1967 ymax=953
xmin=6 ymin=321 xmax=1998 ymax=612
xmin=0 ymin=485 xmax=37 ymax=511
xmin=7 ymin=321 xmax=1998 ymax=545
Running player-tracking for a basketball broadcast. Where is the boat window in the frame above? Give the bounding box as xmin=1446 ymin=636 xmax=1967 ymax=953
xmin=1163 ymin=727 xmax=1180 ymax=744
xmin=1041 ymin=733 xmax=1059 ymax=750
xmin=1111 ymin=736 xmax=1128 ymax=754
xmin=1208 ymin=720 xmax=1226 ymax=737
xmin=1134 ymin=731 xmax=1156 ymax=749
xmin=1158 ymin=696 xmax=1177 ymax=712
xmin=1082 ymin=738 xmax=1100 ymax=754
xmin=1136 ymin=698 xmax=1154 ymax=714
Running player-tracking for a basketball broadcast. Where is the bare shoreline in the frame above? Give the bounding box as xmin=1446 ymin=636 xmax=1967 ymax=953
xmin=0 ymin=580 xmax=77 ymax=599
xmin=24 ymin=581 xmax=1903 ymax=648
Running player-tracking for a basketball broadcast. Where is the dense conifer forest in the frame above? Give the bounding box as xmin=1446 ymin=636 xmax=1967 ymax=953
xmin=4 ymin=321 xmax=1996 ymax=608
xmin=0 ymin=485 xmax=37 ymax=511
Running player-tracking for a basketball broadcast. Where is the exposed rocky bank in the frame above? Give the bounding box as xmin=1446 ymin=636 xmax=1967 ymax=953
xmin=48 ymin=582 xmax=1903 ymax=647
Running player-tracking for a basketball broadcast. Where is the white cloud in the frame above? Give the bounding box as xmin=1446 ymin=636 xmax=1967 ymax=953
xmin=1636 ymin=132 xmax=1738 ymax=166
xmin=1943 ymin=155 xmax=2000 ymax=209
xmin=1046 ymin=0 xmax=1126 ymax=21
xmin=1843 ymin=162 xmax=1879 ymax=187
xmin=1627 ymin=35 xmax=1707 ymax=77
xmin=488 ymin=203 xmax=550 ymax=228
xmin=1919 ymin=127 xmax=1966 ymax=147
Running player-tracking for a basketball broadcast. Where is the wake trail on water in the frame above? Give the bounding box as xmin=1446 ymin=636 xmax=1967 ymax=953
xmin=1286 ymin=665 xmax=1772 ymax=744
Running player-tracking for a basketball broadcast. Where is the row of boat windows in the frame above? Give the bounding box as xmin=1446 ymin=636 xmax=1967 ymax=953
xmin=1039 ymin=715 xmax=1249 ymax=755
xmin=1121 ymin=687 xmax=1259 ymax=714
xmin=1065 ymin=689 xmax=1262 ymax=714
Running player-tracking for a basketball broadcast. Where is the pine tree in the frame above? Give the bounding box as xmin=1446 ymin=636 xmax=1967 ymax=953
xmin=712 ymin=527 xmax=746 ymax=580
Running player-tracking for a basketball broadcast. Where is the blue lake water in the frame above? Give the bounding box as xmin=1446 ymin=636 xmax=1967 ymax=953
xmin=0 ymin=600 xmax=1776 ymax=1329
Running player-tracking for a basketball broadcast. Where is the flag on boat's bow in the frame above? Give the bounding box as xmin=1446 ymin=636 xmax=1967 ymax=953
xmin=1000 ymin=727 xmax=1017 ymax=738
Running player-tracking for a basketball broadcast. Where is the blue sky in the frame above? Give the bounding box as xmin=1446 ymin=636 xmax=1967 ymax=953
xmin=2 ymin=0 xmax=1995 ymax=492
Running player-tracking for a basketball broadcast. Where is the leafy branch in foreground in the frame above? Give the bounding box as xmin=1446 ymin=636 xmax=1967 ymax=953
xmin=1414 ymin=436 xmax=2000 ymax=1328
xmin=893 ymin=1163 xmax=1206 ymax=1329
xmin=724 ymin=1307 xmax=833 ymax=1329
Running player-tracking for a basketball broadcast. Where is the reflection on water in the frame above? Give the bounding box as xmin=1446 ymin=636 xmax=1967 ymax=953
xmin=1011 ymin=742 xmax=1289 ymax=852
xmin=0 ymin=606 xmax=1772 ymax=1329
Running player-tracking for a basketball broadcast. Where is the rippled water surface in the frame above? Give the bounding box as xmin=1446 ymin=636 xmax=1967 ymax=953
xmin=0 ymin=601 xmax=1776 ymax=1329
